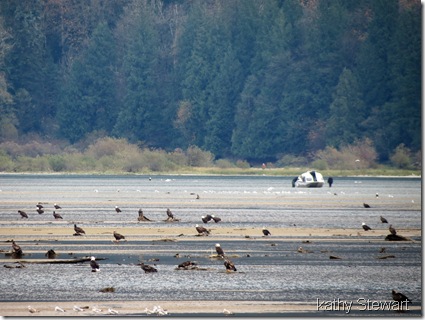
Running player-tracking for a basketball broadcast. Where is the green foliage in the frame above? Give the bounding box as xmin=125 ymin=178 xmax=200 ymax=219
xmin=0 ymin=0 xmax=420 ymax=165
xmin=390 ymin=144 xmax=412 ymax=169
xmin=186 ymin=145 xmax=214 ymax=167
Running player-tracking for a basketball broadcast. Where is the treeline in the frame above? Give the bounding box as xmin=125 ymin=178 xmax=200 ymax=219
xmin=0 ymin=0 xmax=421 ymax=165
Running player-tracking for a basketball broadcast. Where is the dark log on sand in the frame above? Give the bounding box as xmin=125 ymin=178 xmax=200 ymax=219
xmin=385 ymin=234 xmax=410 ymax=241
xmin=4 ymin=257 xmax=106 ymax=264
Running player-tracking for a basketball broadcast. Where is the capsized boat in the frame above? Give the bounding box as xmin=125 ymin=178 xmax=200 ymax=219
xmin=293 ymin=170 xmax=324 ymax=188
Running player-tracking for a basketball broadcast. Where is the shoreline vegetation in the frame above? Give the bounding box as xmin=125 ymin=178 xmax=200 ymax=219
xmin=0 ymin=137 xmax=421 ymax=177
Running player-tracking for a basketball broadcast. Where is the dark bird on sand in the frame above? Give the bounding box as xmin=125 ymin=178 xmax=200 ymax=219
xmin=201 ymin=215 xmax=212 ymax=223
xmin=262 ymin=227 xmax=271 ymax=236
xmin=74 ymin=224 xmax=85 ymax=235
xmin=211 ymin=215 xmax=221 ymax=223
xmin=380 ymin=216 xmax=388 ymax=223
xmin=224 ymin=259 xmax=237 ymax=272
xmin=12 ymin=240 xmax=22 ymax=254
xmin=36 ymin=208 xmax=44 ymax=214
xmin=389 ymin=225 xmax=397 ymax=236
xmin=115 ymin=206 xmax=122 ymax=213
xmin=195 ymin=224 xmax=210 ymax=236
xmin=113 ymin=231 xmax=126 ymax=242
xmin=362 ymin=222 xmax=372 ymax=231
xmin=392 ymin=289 xmax=411 ymax=304
xmin=215 ymin=243 xmax=225 ymax=257
xmin=53 ymin=211 xmax=63 ymax=219
xmin=90 ymin=256 xmax=100 ymax=272
xmin=138 ymin=208 xmax=152 ymax=221
xmin=363 ymin=203 xmax=371 ymax=208
xmin=54 ymin=203 xmax=62 ymax=209
xmin=178 ymin=261 xmax=198 ymax=269
xmin=45 ymin=249 xmax=57 ymax=259
xmin=140 ymin=262 xmax=157 ymax=273
xmin=18 ymin=210 xmax=28 ymax=219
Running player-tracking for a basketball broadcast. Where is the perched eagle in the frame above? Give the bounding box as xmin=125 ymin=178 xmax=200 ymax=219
xmin=380 ymin=216 xmax=388 ymax=223
xmin=36 ymin=208 xmax=44 ymax=214
xmin=113 ymin=231 xmax=126 ymax=242
xmin=392 ymin=289 xmax=411 ymax=304
xmin=140 ymin=263 xmax=157 ymax=273
xmin=138 ymin=208 xmax=152 ymax=221
xmin=166 ymin=208 xmax=174 ymax=219
xmin=18 ymin=210 xmax=28 ymax=219
xmin=90 ymin=256 xmax=100 ymax=272
xmin=389 ymin=225 xmax=397 ymax=235
xmin=201 ymin=215 xmax=212 ymax=223
xmin=211 ymin=215 xmax=221 ymax=223
xmin=215 ymin=243 xmax=225 ymax=257
xmin=12 ymin=240 xmax=22 ymax=254
xmin=362 ymin=222 xmax=371 ymax=231
xmin=74 ymin=224 xmax=86 ymax=235
xmin=224 ymin=259 xmax=237 ymax=272
xmin=54 ymin=203 xmax=62 ymax=209
xmin=115 ymin=206 xmax=122 ymax=213
xmin=53 ymin=211 xmax=63 ymax=220
xmin=262 ymin=227 xmax=271 ymax=236
xmin=195 ymin=224 xmax=210 ymax=236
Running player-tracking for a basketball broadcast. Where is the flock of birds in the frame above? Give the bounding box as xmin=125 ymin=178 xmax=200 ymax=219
xmin=9 ymin=191 xmax=414 ymax=314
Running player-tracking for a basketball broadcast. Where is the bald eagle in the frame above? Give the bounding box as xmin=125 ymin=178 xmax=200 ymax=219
xmin=215 ymin=244 xmax=225 ymax=256
xmin=115 ymin=206 xmax=122 ymax=213
xmin=224 ymin=259 xmax=237 ymax=272
xmin=113 ymin=231 xmax=126 ymax=242
xmin=74 ymin=224 xmax=86 ymax=235
xmin=195 ymin=224 xmax=210 ymax=236
xmin=211 ymin=215 xmax=221 ymax=223
xmin=90 ymin=256 xmax=100 ymax=272
xmin=380 ymin=216 xmax=388 ymax=223
xmin=18 ymin=210 xmax=28 ymax=219
xmin=362 ymin=222 xmax=371 ymax=231
xmin=262 ymin=228 xmax=271 ymax=236
xmin=389 ymin=225 xmax=397 ymax=235
xmin=53 ymin=211 xmax=63 ymax=220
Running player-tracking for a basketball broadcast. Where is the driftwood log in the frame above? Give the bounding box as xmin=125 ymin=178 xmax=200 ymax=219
xmin=3 ymin=257 xmax=106 ymax=264
xmin=385 ymin=234 xmax=410 ymax=241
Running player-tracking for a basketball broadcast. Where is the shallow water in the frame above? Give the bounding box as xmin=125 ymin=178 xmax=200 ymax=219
xmin=0 ymin=174 xmax=421 ymax=316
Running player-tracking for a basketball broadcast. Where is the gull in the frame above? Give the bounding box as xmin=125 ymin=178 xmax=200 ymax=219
xmin=92 ymin=306 xmax=102 ymax=313
xmin=107 ymin=308 xmax=119 ymax=314
xmin=223 ymin=308 xmax=234 ymax=315
xmin=28 ymin=306 xmax=39 ymax=313
xmin=73 ymin=305 xmax=84 ymax=312
xmin=55 ymin=306 xmax=65 ymax=312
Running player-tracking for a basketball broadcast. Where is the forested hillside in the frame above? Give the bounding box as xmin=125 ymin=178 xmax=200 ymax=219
xmin=0 ymin=0 xmax=421 ymax=166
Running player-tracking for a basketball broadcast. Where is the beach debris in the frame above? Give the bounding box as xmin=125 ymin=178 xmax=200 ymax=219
xmin=377 ymin=255 xmax=396 ymax=259
xmin=297 ymin=246 xmax=313 ymax=254
xmin=99 ymin=286 xmax=115 ymax=293
xmin=145 ymin=305 xmax=168 ymax=316
xmin=140 ymin=262 xmax=158 ymax=273
xmin=28 ymin=306 xmax=39 ymax=313
xmin=385 ymin=234 xmax=410 ymax=241
xmin=177 ymin=261 xmax=198 ymax=270
xmin=92 ymin=306 xmax=102 ymax=313
xmin=363 ymin=203 xmax=371 ymax=208
xmin=55 ymin=306 xmax=65 ymax=312
xmin=73 ymin=305 xmax=85 ymax=312
xmin=223 ymin=308 xmax=234 ymax=315
xmin=329 ymin=255 xmax=342 ymax=260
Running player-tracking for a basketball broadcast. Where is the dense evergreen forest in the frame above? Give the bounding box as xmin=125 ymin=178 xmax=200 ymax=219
xmin=0 ymin=0 xmax=421 ymax=167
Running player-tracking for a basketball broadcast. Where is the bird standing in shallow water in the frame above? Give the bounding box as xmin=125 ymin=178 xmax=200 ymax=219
xmin=362 ymin=222 xmax=372 ymax=231
xmin=18 ymin=210 xmax=28 ymax=219
xmin=53 ymin=211 xmax=63 ymax=220
xmin=380 ymin=216 xmax=388 ymax=223
xmin=215 ymin=243 xmax=225 ymax=257
xmin=224 ymin=259 xmax=237 ymax=272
